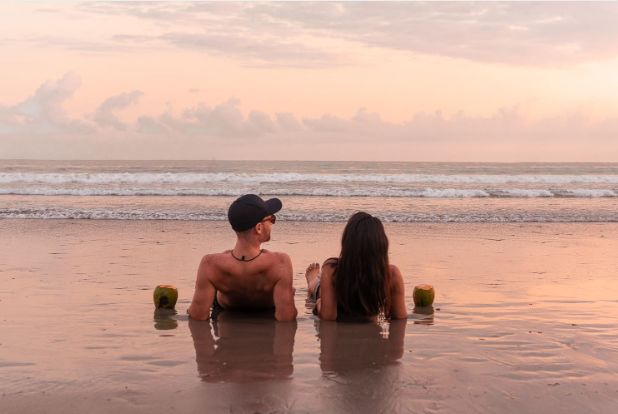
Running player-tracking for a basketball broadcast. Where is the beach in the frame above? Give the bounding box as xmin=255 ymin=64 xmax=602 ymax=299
xmin=3 ymin=2 xmax=618 ymax=412
xmin=1 ymin=219 xmax=617 ymax=413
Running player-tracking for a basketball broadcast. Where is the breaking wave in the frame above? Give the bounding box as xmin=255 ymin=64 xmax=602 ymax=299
xmin=2 ymin=172 xmax=618 ymax=185
xmin=0 ymin=187 xmax=616 ymax=198
xmin=1 ymin=207 xmax=616 ymax=222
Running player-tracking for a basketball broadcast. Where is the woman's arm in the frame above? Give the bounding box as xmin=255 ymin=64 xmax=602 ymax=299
xmin=317 ymin=259 xmax=338 ymax=321
xmin=388 ymin=265 xmax=408 ymax=319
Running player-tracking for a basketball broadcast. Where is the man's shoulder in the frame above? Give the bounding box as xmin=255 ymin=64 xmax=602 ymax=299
xmin=199 ymin=250 xmax=289 ymax=267
xmin=262 ymin=249 xmax=291 ymax=264
xmin=261 ymin=250 xmax=292 ymax=280
xmin=199 ymin=251 xmax=232 ymax=266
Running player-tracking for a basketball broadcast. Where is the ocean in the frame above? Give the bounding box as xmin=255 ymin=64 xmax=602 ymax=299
xmin=1 ymin=160 xmax=617 ymax=222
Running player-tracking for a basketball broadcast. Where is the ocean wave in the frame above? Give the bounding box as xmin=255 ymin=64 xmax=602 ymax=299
xmin=2 ymin=172 xmax=618 ymax=185
xmin=0 ymin=207 xmax=225 ymax=221
xmin=1 ymin=187 xmax=616 ymax=198
xmin=0 ymin=187 xmax=491 ymax=198
xmin=493 ymin=189 xmax=555 ymax=198
xmin=1 ymin=207 xmax=616 ymax=222
xmin=559 ymin=189 xmax=618 ymax=198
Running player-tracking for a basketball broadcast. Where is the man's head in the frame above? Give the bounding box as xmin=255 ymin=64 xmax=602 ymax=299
xmin=228 ymin=194 xmax=282 ymax=242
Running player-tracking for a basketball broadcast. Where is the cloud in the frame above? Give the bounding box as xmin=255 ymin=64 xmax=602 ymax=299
xmin=158 ymin=32 xmax=351 ymax=68
xmin=2 ymin=73 xmax=617 ymax=161
xmin=303 ymin=108 xmax=395 ymax=137
xmin=303 ymin=114 xmax=348 ymax=133
xmin=91 ymin=90 xmax=143 ymax=131
xmin=74 ymin=2 xmax=350 ymax=68
xmin=27 ymin=36 xmax=143 ymax=54
xmin=0 ymin=72 xmax=94 ymax=134
xmin=71 ymin=2 xmax=618 ymax=67
xmin=154 ymin=98 xmax=276 ymax=138
xmin=77 ymin=1 xmax=186 ymax=22
xmin=246 ymin=110 xmax=276 ymax=134
xmin=296 ymin=105 xmax=618 ymax=160
xmin=3 ymin=105 xmax=617 ymax=161
xmin=276 ymin=112 xmax=302 ymax=132
xmin=136 ymin=115 xmax=167 ymax=135
xmin=261 ymin=2 xmax=618 ymax=66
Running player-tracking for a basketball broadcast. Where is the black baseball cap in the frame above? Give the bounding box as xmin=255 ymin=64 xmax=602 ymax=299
xmin=228 ymin=194 xmax=282 ymax=232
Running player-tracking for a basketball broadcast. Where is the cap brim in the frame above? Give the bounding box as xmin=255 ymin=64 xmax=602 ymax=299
xmin=265 ymin=198 xmax=282 ymax=216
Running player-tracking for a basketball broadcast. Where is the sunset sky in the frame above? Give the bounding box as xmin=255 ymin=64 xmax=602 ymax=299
xmin=1 ymin=2 xmax=618 ymax=161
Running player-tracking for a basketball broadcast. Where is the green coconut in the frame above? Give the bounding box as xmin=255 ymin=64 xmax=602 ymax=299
xmin=154 ymin=284 xmax=178 ymax=309
xmin=413 ymin=284 xmax=435 ymax=307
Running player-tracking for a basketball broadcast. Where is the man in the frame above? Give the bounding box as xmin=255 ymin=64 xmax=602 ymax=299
xmin=188 ymin=194 xmax=297 ymax=321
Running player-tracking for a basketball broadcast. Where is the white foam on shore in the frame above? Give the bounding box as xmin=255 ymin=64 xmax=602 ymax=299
xmin=494 ymin=189 xmax=555 ymax=198
xmin=2 ymin=207 xmax=617 ymax=222
xmin=1 ymin=187 xmax=617 ymax=198
xmin=559 ymin=189 xmax=618 ymax=198
xmin=0 ymin=187 xmax=491 ymax=198
xmin=2 ymin=172 xmax=618 ymax=184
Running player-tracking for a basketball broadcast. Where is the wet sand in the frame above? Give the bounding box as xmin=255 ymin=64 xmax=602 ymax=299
xmin=1 ymin=220 xmax=617 ymax=413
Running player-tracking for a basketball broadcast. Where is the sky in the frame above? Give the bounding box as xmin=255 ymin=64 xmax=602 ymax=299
xmin=1 ymin=1 xmax=618 ymax=161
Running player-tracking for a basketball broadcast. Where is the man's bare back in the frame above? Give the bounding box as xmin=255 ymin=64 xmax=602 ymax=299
xmin=188 ymin=249 xmax=296 ymax=321
xmin=187 ymin=195 xmax=297 ymax=321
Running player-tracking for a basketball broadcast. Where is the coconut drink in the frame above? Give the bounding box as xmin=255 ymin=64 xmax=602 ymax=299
xmin=154 ymin=284 xmax=178 ymax=309
xmin=413 ymin=284 xmax=435 ymax=307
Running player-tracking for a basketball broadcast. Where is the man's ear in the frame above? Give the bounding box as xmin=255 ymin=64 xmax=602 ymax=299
xmin=255 ymin=222 xmax=263 ymax=235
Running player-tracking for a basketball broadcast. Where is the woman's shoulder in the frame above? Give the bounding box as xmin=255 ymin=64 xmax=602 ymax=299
xmin=389 ymin=264 xmax=401 ymax=275
xmin=389 ymin=264 xmax=405 ymax=287
xmin=320 ymin=257 xmax=338 ymax=280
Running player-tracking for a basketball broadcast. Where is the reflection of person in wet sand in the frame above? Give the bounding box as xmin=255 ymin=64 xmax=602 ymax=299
xmin=318 ymin=318 xmax=407 ymax=373
xmin=188 ymin=311 xmax=297 ymax=383
xmin=316 ymin=318 xmax=408 ymax=412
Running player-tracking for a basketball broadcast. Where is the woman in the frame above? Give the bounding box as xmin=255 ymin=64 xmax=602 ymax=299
xmin=306 ymin=212 xmax=407 ymax=320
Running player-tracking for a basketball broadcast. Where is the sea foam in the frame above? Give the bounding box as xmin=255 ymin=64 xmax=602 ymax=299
xmin=1 ymin=207 xmax=617 ymax=222
xmin=1 ymin=187 xmax=616 ymax=198
xmin=2 ymin=172 xmax=618 ymax=184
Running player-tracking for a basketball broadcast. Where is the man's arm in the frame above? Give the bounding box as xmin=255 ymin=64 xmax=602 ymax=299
xmin=273 ymin=253 xmax=298 ymax=322
xmin=187 ymin=256 xmax=216 ymax=321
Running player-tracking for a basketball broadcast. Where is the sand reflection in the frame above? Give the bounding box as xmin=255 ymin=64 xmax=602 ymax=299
xmin=315 ymin=318 xmax=408 ymax=411
xmin=317 ymin=318 xmax=407 ymax=374
xmin=188 ymin=311 xmax=297 ymax=383
xmin=153 ymin=308 xmax=179 ymax=330
xmin=411 ymin=305 xmax=435 ymax=325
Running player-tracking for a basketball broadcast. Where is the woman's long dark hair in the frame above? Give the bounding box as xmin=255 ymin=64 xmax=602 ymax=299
xmin=334 ymin=212 xmax=390 ymax=317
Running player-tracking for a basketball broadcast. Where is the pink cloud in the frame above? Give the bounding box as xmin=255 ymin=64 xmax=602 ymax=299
xmin=1 ymin=73 xmax=617 ymax=162
xmin=0 ymin=72 xmax=94 ymax=134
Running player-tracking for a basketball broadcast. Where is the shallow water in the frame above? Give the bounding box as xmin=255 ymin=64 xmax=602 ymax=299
xmin=0 ymin=220 xmax=617 ymax=413
xmin=2 ymin=160 xmax=618 ymax=222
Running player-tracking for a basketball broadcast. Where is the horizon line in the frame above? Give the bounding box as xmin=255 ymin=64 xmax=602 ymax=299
xmin=2 ymin=159 xmax=618 ymax=164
